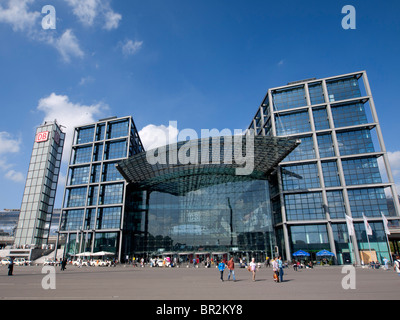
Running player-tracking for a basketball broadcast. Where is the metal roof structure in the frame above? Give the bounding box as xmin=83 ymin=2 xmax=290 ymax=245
xmin=116 ymin=135 xmax=300 ymax=196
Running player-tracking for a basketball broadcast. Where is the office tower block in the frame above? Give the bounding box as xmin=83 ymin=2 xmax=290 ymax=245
xmin=58 ymin=116 xmax=143 ymax=260
xmin=249 ymin=71 xmax=400 ymax=264
xmin=14 ymin=121 xmax=65 ymax=247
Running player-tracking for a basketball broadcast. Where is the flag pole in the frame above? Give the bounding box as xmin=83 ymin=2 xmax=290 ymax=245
xmin=381 ymin=212 xmax=392 ymax=264
xmin=345 ymin=215 xmax=357 ymax=265
xmin=363 ymin=213 xmax=373 ymax=263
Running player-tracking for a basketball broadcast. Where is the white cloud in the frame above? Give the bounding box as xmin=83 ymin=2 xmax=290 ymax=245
xmin=103 ymin=10 xmax=122 ymax=30
xmin=37 ymin=93 xmax=109 ymax=161
xmin=139 ymin=124 xmax=179 ymax=151
xmin=52 ymin=29 xmax=84 ymax=63
xmin=0 ymin=132 xmax=21 ymax=155
xmin=0 ymin=1 xmax=85 ymax=63
xmin=64 ymin=0 xmax=121 ymax=30
xmin=0 ymin=132 xmax=24 ymax=183
xmin=79 ymin=76 xmax=95 ymax=86
xmin=278 ymin=59 xmax=284 ymax=66
xmin=379 ymin=151 xmax=400 ymax=197
xmin=0 ymin=0 xmax=40 ymax=32
xmin=121 ymin=39 xmax=143 ymax=56
xmin=5 ymin=170 xmax=24 ymax=183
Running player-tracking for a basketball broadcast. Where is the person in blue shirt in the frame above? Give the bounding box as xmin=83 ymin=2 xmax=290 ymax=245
xmin=218 ymin=260 xmax=226 ymax=282
xmin=278 ymin=256 xmax=284 ymax=283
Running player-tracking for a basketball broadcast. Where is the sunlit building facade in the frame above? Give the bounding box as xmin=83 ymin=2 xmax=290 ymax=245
xmin=56 ymin=71 xmax=400 ymax=265
xmin=248 ymin=71 xmax=400 ymax=264
xmin=14 ymin=121 xmax=65 ymax=247
xmin=117 ymin=135 xmax=299 ymax=262
xmin=58 ymin=116 xmax=144 ymax=259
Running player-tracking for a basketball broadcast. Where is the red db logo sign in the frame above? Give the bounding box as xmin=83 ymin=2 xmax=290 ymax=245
xmin=36 ymin=131 xmax=49 ymax=143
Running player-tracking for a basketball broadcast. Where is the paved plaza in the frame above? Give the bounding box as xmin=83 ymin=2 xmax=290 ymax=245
xmin=0 ymin=263 xmax=399 ymax=300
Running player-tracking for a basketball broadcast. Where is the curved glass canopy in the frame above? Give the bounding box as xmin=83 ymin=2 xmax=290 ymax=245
xmin=116 ymin=135 xmax=300 ymax=196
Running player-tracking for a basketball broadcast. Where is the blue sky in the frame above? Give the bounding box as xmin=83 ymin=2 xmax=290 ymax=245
xmin=0 ymin=0 xmax=400 ymax=209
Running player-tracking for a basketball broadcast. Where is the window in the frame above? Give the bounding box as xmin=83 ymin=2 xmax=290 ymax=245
xmin=60 ymin=209 xmax=84 ymax=231
xmin=76 ymin=126 xmax=95 ymax=145
xmin=66 ymin=187 xmax=87 ymax=208
xmin=326 ymin=191 xmax=346 ymax=219
xmin=321 ymin=161 xmax=341 ymax=187
xmin=289 ymin=224 xmax=329 ymax=252
xmin=317 ymin=133 xmax=335 ymax=158
xmin=72 ymin=146 xmax=92 ymax=164
xmin=107 ymin=120 xmax=129 ymax=139
xmin=326 ymin=77 xmax=361 ymax=102
xmin=68 ymin=166 xmax=90 ymax=186
xmin=282 ymin=163 xmax=320 ymax=191
xmin=283 ymin=136 xmax=315 ymax=162
xmin=331 ymin=103 xmax=368 ymax=128
xmin=313 ymin=107 xmax=330 ymax=130
xmin=309 ymin=82 xmax=325 ymax=105
xmin=97 ymin=207 xmax=122 ymax=229
xmin=347 ymin=188 xmax=389 ymax=218
xmin=96 ymin=123 xmax=106 ymax=141
xmin=284 ymin=192 xmax=324 ymax=221
xmin=272 ymin=86 xmax=306 ymax=111
xmin=342 ymin=157 xmax=382 ymax=186
xmin=276 ymin=111 xmax=311 ymax=136
xmin=102 ymin=162 xmax=124 ymax=182
xmin=336 ymin=129 xmax=375 ymax=156
xmin=104 ymin=140 xmax=127 ymax=160
xmin=99 ymin=183 xmax=124 ymax=205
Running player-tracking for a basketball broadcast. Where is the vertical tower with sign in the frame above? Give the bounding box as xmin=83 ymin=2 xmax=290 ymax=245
xmin=14 ymin=121 xmax=65 ymax=247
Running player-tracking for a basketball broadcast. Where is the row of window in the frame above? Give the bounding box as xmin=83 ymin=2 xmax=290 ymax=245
xmin=68 ymin=162 xmax=123 ymax=185
xmin=283 ymin=187 xmax=389 ymax=221
xmin=274 ymin=103 xmax=369 ymax=136
xmin=282 ymin=157 xmax=381 ymax=190
xmin=72 ymin=139 xmax=128 ymax=164
xmin=65 ymin=183 xmax=124 ymax=208
xmin=75 ymin=119 xmax=130 ymax=145
xmin=61 ymin=206 xmax=122 ymax=231
xmin=272 ymin=77 xmax=361 ymax=111
xmin=282 ymin=129 xmax=375 ymax=163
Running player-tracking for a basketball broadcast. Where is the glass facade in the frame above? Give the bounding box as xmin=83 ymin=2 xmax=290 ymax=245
xmin=249 ymin=71 xmax=400 ymax=265
xmin=59 ymin=116 xmax=143 ymax=257
xmin=14 ymin=121 xmax=65 ymax=247
xmin=123 ymin=180 xmax=276 ymax=261
xmin=54 ymin=71 xmax=400 ymax=265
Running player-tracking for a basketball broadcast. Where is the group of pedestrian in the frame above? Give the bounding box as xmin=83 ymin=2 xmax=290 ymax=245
xmin=272 ymin=256 xmax=284 ymax=283
xmin=218 ymin=257 xmax=285 ymax=283
xmin=218 ymin=257 xmax=236 ymax=282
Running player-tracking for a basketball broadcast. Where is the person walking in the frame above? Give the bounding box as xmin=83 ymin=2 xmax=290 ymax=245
xmin=278 ymin=256 xmax=284 ymax=283
xmin=61 ymin=257 xmax=67 ymax=271
xmin=272 ymin=258 xmax=279 ymax=282
xmin=249 ymin=258 xmax=256 ymax=282
xmin=394 ymin=255 xmax=400 ymax=276
xmin=8 ymin=258 xmax=14 ymax=276
xmin=227 ymin=257 xmax=236 ymax=282
xmin=218 ymin=260 xmax=225 ymax=282
xmin=382 ymin=257 xmax=389 ymax=271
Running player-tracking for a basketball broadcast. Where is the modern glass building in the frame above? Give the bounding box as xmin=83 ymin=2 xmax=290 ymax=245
xmin=55 ymin=71 xmax=400 ymax=265
xmin=117 ymin=135 xmax=299 ymax=262
xmin=248 ymin=71 xmax=400 ymax=264
xmin=57 ymin=116 xmax=144 ymax=259
xmin=14 ymin=121 xmax=65 ymax=247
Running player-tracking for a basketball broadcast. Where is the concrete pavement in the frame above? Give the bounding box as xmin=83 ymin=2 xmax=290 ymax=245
xmin=0 ymin=264 xmax=399 ymax=300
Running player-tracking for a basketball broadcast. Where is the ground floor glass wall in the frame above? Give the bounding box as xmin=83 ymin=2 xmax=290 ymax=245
xmin=123 ymin=180 xmax=276 ymax=261
xmin=288 ymin=222 xmax=391 ymax=265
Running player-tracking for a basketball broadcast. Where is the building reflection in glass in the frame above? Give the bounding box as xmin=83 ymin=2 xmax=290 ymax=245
xmin=123 ymin=180 xmax=276 ymax=260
